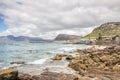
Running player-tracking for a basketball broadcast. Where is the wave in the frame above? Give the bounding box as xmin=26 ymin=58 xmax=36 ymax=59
xmin=57 ymin=47 xmax=77 ymax=52
xmin=27 ymin=58 xmax=48 ymax=65
xmin=2 ymin=64 xmax=22 ymax=70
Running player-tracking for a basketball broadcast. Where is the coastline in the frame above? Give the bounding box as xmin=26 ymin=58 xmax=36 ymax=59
xmin=1 ymin=44 xmax=120 ymax=80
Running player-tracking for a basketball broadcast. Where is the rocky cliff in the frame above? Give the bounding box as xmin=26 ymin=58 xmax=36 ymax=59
xmin=83 ymin=22 xmax=120 ymax=39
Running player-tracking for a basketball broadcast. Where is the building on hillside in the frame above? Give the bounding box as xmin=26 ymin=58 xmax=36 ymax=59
xmin=115 ymin=35 xmax=120 ymax=45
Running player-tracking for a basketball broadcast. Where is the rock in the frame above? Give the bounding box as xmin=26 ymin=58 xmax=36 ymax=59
xmin=74 ymin=48 xmax=120 ymax=79
xmin=104 ymin=67 xmax=109 ymax=71
xmin=68 ymin=60 xmax=88 ymax=75
xmin=37 ymin=72 xmax=78 ymax=80
xmin=112 ymin=64 xmax=120 ymax=72
xmin=18 ymin=73 xmax=36 ymax=80
xmin=52 ymin=54 xmax=68 ymax=60
xmin=68 ymin=60 xmax=80 ymax=68
xmin=0 ymin=69 xmax=18 ymax=80
xmin=101 ymin=76 xmax=111 ymax=80
xmin=114 ymin=46 xmax=120 ymax=50
xmin=74 ymin=56 xmax=81 ymax=60
xmin=52 ymin=55 xmax=62 ymax=60
xmin=75 ymin=49 xmax=83 ymax=53
xmin=66 ymin=55 xmax=74 ymax=60
xmin=10 ymin=61 xmax=25 ymax=64
xmin=105 ymin=46 xmax=115 ymax=50
xmin=78 ymin=76 xmax=93 ymax=80
xmin=18 ymin=72 xmax=78 ymax=80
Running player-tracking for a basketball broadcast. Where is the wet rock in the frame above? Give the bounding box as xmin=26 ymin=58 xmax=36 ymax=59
xmin=10 ymin=61 xmax=25 ymax=64
xmin=0 ymin=69 xmax=18 ymax=80
xmin=66 ymin=55 xmax=74 ymax=60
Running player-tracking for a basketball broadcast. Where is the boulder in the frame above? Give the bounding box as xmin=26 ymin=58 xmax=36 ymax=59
xmin=0 ymin=69 xmax=18 ymax=80
xmin=66 ymin=55 xmax=74 ymax=60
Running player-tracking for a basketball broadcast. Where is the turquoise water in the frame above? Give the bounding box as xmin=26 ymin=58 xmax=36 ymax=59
xmin=0 ymin=42 xmax=90 ymax=69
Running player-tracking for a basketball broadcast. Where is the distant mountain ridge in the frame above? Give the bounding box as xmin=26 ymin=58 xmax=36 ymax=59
xmin=0 ymin=35 xmax=47 ymax=42
xmin=83 ymin=22 xmax=120 ymax=39
xmin=54 ymin=34 xmax=81 ymax=40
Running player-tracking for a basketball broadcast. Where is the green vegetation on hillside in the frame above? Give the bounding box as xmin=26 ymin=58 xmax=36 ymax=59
xmin=82 ymin=22 xmax=120 ymax=40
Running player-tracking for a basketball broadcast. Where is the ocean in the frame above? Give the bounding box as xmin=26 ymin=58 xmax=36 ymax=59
xmin=0 ymin=42 xmax=91 ymax=69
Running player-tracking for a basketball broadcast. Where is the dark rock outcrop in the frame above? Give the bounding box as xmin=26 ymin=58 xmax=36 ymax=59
xmin=66 ymin=55 xmax=74 ymax=61
xmin=0 ymin=69 xmax=18 ymax=80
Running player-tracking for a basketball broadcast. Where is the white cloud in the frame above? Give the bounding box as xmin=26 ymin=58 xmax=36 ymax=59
xmin=0 ymin=0 xmax=120 ymax=39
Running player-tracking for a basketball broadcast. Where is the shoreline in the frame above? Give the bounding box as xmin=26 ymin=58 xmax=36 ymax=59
xmin=1 ymin=44 xmax=120 ymax=80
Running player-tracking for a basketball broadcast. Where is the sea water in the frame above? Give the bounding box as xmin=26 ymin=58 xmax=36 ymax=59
xmin=0 ymin=41 xmax=91 ymax=69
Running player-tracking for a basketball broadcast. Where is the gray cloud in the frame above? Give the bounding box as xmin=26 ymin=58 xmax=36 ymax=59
xmin=0 ymin=0 xmax=120 ymax=39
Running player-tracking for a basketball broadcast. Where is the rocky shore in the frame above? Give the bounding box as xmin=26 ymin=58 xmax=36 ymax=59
xmin=0 ymin=45 xmax=120 ymax=80
xmin=68 ymin=46 xmax=120 ymax=80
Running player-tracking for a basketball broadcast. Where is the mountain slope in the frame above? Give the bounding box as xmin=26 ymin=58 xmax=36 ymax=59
xmin=83 ymin=22 xmax=120 ymax=39
xmin=55 ymin=34 xmax=81 ymax=41
xmin=0 ymin=35 xmax=47 ymax=42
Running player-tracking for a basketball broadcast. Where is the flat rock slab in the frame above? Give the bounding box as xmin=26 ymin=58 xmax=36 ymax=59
xmin=18 ymin=72 xmax=78 ymax=80
xmin=14 ymin=64 xmax=76 ymax=76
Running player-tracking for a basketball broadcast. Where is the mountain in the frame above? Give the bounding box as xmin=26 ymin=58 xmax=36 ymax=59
xmin=54 ymin=34 xmax=81 ymax=41
xmin=0 ymin=35 xmax=48 ymax=42
xmin=83 ymin=22 xmax=120 ymax=39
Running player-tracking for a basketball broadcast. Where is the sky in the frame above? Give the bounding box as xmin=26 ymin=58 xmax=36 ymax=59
xmin=0 ymin=0 xmax=120 ymax=39
xmin=0 ymin=18 xmax=7 ymax=32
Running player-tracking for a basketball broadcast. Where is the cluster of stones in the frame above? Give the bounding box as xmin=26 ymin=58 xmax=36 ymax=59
xmin=69 ymin=47 xmax=120 ymax=72
xmin=0 ymin=69 xmax=79 ymax=80
xmin=52 ymin=46 xmax=120 ymax=80
xmin=69 ymin=46 xmax=120 ymax=79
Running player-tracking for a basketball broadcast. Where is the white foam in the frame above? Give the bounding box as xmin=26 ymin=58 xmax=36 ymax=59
xmin=57 ymin=47 xmax=77 ymax=52
xmin=27 ymin=58 xmax=48 ymax=65
xmin=2 ymin=64 xmax=21 ymax=70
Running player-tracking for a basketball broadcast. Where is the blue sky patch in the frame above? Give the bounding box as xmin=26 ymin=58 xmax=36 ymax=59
xmin=0 ymin=17 xmax=7 ymax=32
